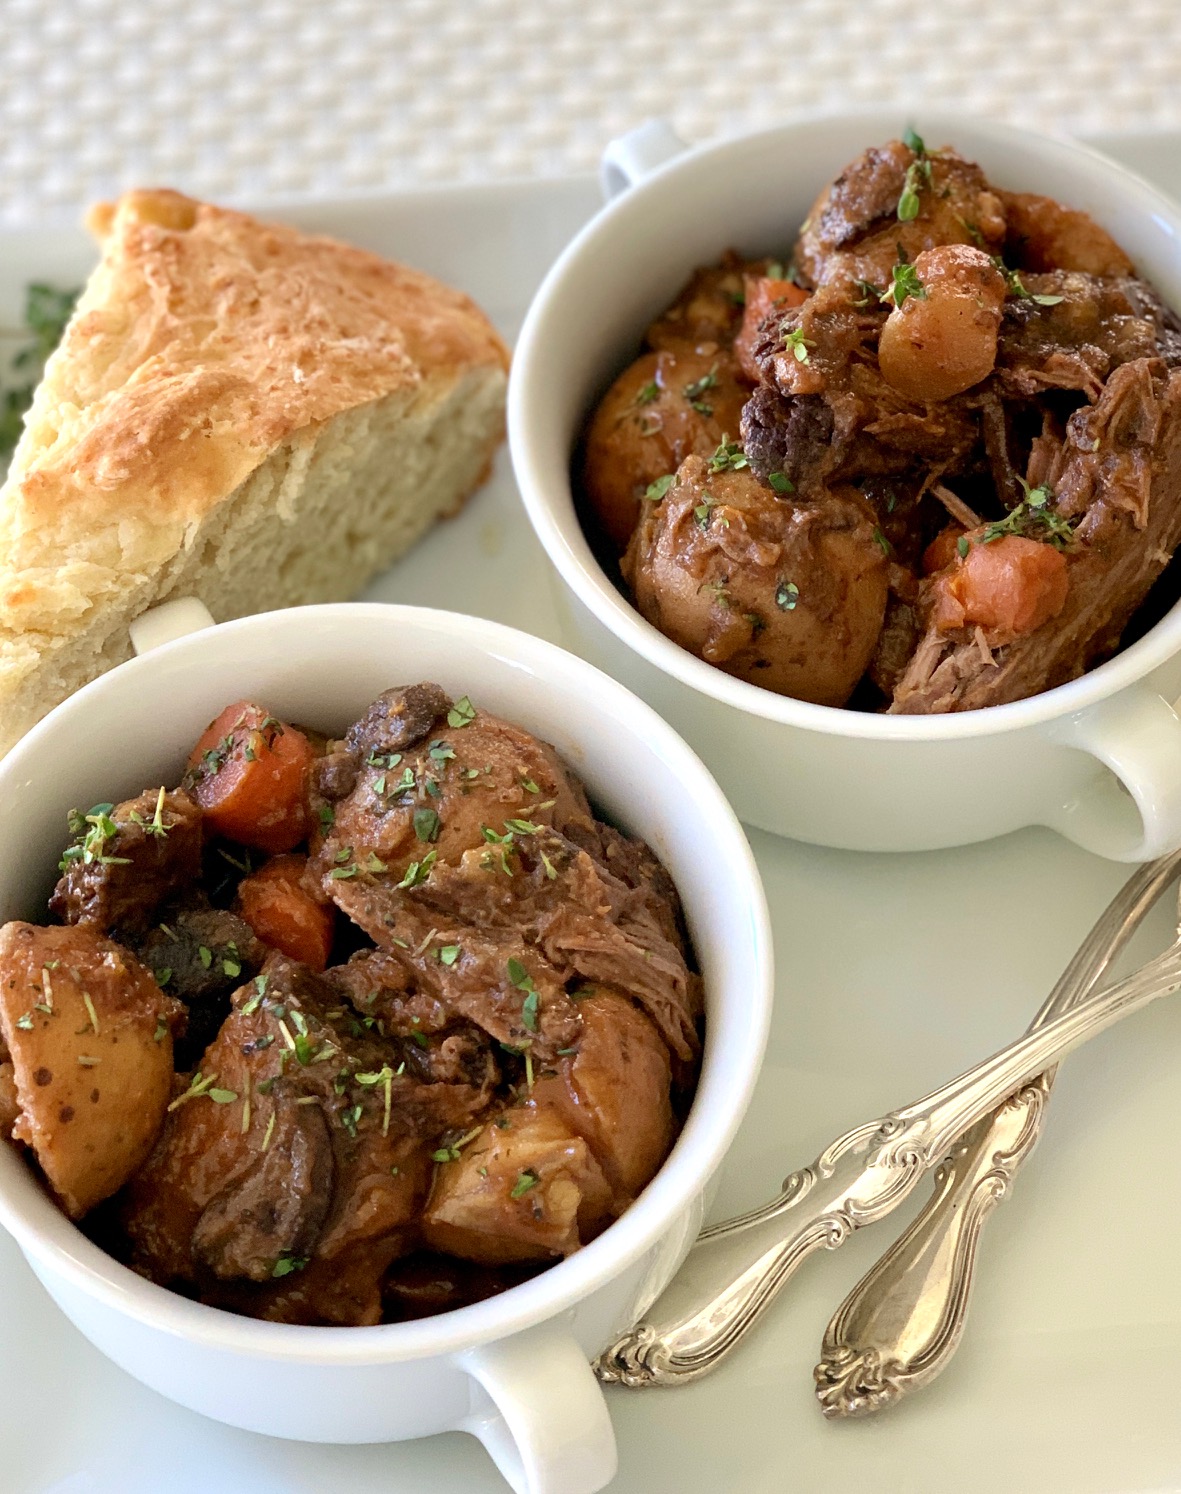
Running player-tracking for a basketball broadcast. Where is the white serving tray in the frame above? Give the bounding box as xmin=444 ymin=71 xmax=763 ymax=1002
xmin=5 ymin=134 xmax=1181 ymax=1494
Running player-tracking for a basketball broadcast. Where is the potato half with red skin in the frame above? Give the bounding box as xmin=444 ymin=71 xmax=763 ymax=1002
xmin=581 ymin=347 xmax=750 ymax=552
xmin=623 ymin=456 xmax=889 ymax=705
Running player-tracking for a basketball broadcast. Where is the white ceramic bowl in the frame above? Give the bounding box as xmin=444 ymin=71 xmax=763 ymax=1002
xmin=510 ymin=111 xmax=1181 ymax=860
xmin=0 ymin=602 xmax=772 ymax=1494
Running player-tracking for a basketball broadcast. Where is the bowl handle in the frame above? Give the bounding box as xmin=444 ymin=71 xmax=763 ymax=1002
xmin=128 ymin=598 xmax=215 ymax=656
xmin=1039 ymin=682 xmax=1181 ymax=861
xmin=456 ymin=1322 xmax=617 ymax=1494
xmin=599 ymin=118 xmax=688 ymax=201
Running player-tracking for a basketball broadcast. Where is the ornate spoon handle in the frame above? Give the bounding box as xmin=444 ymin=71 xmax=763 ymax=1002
xmin=815 ymin=851 xmax=1181 ymax=1418
xmin=597 ymin=919 xmax=1181 ymax=1388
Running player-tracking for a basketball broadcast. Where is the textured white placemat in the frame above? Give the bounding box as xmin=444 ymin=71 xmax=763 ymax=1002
xmin=1 ymin=0 xmax=1179 ymax=225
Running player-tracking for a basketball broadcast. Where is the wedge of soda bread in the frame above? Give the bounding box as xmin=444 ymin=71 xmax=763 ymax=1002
xmin=0 ymin=188 xmax=510 ymax=754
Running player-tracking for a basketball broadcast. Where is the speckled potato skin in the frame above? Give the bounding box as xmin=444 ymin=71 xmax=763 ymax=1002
xmin=581 ymin=347 xmax=751 ymax=552
xmin=0 ymin=922 xmax=179 ymax=1218
xmin=877 ymin=244 xmax=1008 ymax=402
xmin=624 ymin=457 xmax=889 ymax=705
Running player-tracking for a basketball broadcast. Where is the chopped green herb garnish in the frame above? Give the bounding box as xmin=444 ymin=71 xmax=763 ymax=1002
xmin=768 ymin=471 xmax=793 ymax=495
xmin=775 ymin=580 xmax=800 ymax=611
xmin=447 ymin=696 xmax=477 ymax=728
xmin=438 ymin=944 xmax=461 ymax=965
xmin=15 ymin=1012 xmax=33 ymax=1031
xmin=881 ymin=260 xmax=927 ymax=309
xmin=645 ymin=473 xmax=675 ymax=501
xmin=781 ymin=326 xmax=813 ymax=363
xmin=413 ymin=808 xmax=441 ymax=843
xmin=708 ymin=438 xmax=748 ymax=474
xmin=511 ymin=1168 xmax=540 ymax=1199
xmin=271 ymin=1252 xmax=309 ymax=1278
xmin=198 ymin=946 xmax=213 ymax=969
xmin=396 ymin=849 xmax=437 ymax=890
xmin=682 ymin=364 xmax=719 ymax=413
xmin=633 ymin=379 xmax=660 ymax=405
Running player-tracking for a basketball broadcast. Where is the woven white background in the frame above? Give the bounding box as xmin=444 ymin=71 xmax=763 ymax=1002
xmin=1 ymin=0 xmax=1179 ymax=225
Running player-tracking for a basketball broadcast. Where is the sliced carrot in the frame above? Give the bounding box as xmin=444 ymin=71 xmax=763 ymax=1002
xmin=932 ymin=535 xmax=1069 ymax=636
xmin=236 ymin=854 xmax=335 ymax=971
xmin=734 ymin=276 xmax=809 ymax=382
xmin=922 ymin=525 xmax=967 ymax=576
xmin=185 ymin=701 xmax=313 ymax=854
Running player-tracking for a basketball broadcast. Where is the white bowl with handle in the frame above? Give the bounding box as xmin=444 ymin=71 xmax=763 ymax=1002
xmin=510 ymin=111 xmax=1181 ymax=860
xmin=0 ymin=601 xmax=772 ymax=1494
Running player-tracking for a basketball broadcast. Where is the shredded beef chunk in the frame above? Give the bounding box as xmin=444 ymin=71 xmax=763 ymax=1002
xmin=122 ymin=953 xmax=490 ymax=1324
xmin=131 ymin=896 xmax=266 ymax=1068
xmin=50 ymin=789 xmax=203 ymax=934
xmin=794 ymin=141 xmax=1005 ymax=291
xmin=893 ymin=363 xmax=1181 ymax=711
xmin=310 ymin=692 xmax=699 ymax=1064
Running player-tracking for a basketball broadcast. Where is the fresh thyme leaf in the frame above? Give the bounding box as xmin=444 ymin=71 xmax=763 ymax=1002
xmin=781 ymin=326 xmax=813 ymax=363
xmin=413 ymin=808 xmax=441 ymax=843
xmin=682 ymin=364 xmax=718 ymax=402
xmin=645 ymin=473 xmax=675 ymax=501
xmin=978 ymin=478 xmax=1078 ymax=550
xmin=447 ymin=696 xmax=476 ymax=729
xmin=775 ymin=580 xmax=799 ymax=611
xmin=881 ymin=260 xmax=927 ymax=310
xmin=511 ymin=1168 xmax=540 ymax=1199
xmin=271 ymin=1252 xmax=309 ymax=1278
xmin=768 ymin=471 xmax=794 ymax=495
xmin=708 ymin=438 xmax=748 ymax=474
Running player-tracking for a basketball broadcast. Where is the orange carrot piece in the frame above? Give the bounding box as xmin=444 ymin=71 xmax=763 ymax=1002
xmin=932 ymin=535 xmax=1069 ymax=636
xmin=734 ymin=276 xmax=809 ymax=383
xmin=922 ymin=525 xmax=967 ymax=576
xmin=186 ymin=701 xmax=313 ymax=854
xmin=237 ymin=854 xmax=335 ymax=971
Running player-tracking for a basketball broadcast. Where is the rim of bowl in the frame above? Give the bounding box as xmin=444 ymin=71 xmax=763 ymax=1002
xmin=0 ymin=603 xmax=773 ymax=1364
xmin=509 ymin=109 xmax=1181 ymax=743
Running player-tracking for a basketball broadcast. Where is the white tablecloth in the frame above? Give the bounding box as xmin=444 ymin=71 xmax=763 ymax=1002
xmin=2 ymin=0 xmax=1179 ymax=226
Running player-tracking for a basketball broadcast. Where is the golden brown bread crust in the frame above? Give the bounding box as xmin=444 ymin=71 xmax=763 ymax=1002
xmin=0 ymin=188 xmax=508 ymax=628
xmin=0 ymin=189 xmax=510 ymax=753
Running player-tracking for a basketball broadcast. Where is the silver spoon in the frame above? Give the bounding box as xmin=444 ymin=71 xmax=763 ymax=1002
xmin=596 ymin=855 xmax=1181 ymax=1388
xmin=814 ymin=849 xmax=1181 ymax=1416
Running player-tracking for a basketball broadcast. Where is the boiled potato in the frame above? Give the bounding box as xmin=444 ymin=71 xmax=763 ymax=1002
xmin=422 ymin=1103 xmax=613 ymax=1265
xmin=623 ymin=456 xmax=889 ymax=706
xmin=877 ymin=244 xmax=1008 ymax=403
xmin=582 ymin=347 xmax=750 ymax=551
xmin=533 ymin=987 xmax=674 ymax=1202
xmin=0 ymin=922 xmax=180 ymax=1217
